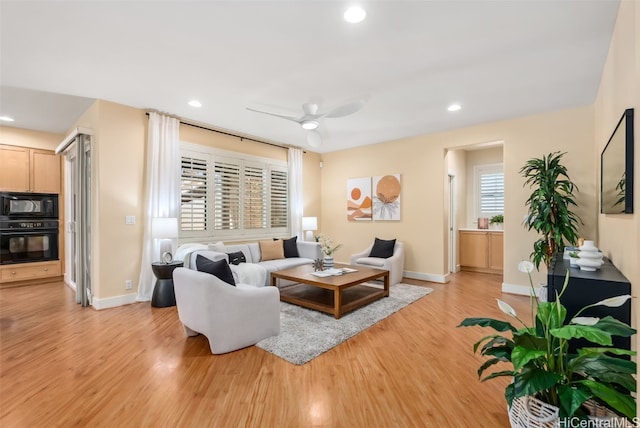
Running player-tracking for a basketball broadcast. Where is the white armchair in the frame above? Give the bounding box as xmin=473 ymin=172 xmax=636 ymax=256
xmin=173 ymin=267 xmax=280 ymax=354
xmin=350 ymin=241 xmax=405 ymax=286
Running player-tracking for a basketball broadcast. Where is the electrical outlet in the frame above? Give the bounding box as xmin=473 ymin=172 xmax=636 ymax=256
xmin=125 ymin=280 xmax=133 ymax=290
xmin=125 ymin=216 xmax=135 ymax=225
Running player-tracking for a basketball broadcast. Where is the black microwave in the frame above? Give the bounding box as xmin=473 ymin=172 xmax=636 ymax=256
xmin=0 ymin=192 xmax=59 ymax=219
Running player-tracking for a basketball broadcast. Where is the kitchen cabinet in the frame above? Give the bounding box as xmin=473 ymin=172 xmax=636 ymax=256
xmin=459 ymin=230 xmax=503 ymax=274
xmin=0 ymin=260 xmax=62 ymax=285
xmin=0 ymin=145 xmax=61 ymax=193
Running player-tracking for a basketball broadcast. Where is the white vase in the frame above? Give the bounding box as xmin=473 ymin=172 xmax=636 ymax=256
xmin=323 ymin=256 xmax=334 ymax=269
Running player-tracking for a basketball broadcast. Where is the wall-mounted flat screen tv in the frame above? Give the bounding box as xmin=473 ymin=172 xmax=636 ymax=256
xmin=601 ymin=108 xmax=634 ymax=214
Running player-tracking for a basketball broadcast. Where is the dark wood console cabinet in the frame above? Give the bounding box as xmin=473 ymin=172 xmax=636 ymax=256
xmin=547 ymin=253 xmax=631 ymax=352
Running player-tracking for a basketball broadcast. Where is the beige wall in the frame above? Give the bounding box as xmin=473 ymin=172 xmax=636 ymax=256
xmin=593 ymin=0 xmax=639 ymax=353
xmin=0 ymin=125 xmax=63 ymax=149
xmin=66 ymin=100 xmax=147 ymax=305
xmin=320 ymin=105 xmax=595 ymax=288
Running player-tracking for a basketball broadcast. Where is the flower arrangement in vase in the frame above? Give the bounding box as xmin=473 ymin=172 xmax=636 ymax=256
xmin=315 ymin=234 xmax=342 ymax=269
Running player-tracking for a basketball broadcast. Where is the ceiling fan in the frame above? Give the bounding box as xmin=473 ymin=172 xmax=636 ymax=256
xmin=247 ymin=99 xmax=365 ymax=147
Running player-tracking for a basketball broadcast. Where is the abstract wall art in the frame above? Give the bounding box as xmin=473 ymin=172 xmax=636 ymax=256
xmin=372 ymin=174 xmax=401 ymax=220
xmin=347 ymin=177 xmax=372 ymax=221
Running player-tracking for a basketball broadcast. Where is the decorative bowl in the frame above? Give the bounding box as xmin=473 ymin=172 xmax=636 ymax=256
xmin=576 ymin=258 xmax=603 ymax=271
xmin=569 ymin=257 xmax=580 ymax=267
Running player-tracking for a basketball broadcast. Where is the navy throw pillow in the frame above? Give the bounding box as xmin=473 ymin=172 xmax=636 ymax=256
xmin=226 ymin=251 xmax=246 ymax=265
xmin=195 ymin=255 xmax=236 ymax=286
xmin=368 ymin=238 xmax=396 ymax=259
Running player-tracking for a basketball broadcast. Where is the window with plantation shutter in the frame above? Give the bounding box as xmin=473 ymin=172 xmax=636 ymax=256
xmin=180 ymin=144 xmax=288 ymax=240
xmin=181 ymin=156 xmax=208 ymax=231
xmin=475 ymin=164 xmax=504 ymax=217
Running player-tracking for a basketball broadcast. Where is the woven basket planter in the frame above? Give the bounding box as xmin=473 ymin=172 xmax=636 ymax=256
xmin=508 ymin=395 xmax=634 ymax=428
xmin=508 ymin=396 xmax=559 ymax=428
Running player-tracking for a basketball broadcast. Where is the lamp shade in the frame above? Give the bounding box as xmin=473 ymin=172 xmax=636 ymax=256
xmin=151 ymin=217 xmax=178 ymax=239
xmin=302 ymin=217 xmax=318 ymax=231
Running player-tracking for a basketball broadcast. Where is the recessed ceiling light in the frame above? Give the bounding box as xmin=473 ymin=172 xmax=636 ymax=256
xmin=301 ymin=120 xmax=319 ymax=130
xmin=344 ymin=6 xmax=366 ymax=23
xmin=0 ymin=116 xmax=15 ymax=122
xmin=188 ymin=100 xmax=202 ymax=108
xmin=447 ymin=104 xmax=462 ymax=112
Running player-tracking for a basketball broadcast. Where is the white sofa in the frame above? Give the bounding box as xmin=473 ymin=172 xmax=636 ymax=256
xmin=177 ymin=240 xmax=322 ymax=287
xmin=173 ymin=267 xmax=280 ymax=354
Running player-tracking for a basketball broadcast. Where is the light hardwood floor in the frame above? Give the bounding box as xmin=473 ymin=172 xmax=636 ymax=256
xmin=1 ymin=272 xmax=531 ymax=427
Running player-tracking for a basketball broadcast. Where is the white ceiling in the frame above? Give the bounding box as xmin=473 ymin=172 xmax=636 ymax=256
xmin=0 ymin=1 xmax=620 ymax=153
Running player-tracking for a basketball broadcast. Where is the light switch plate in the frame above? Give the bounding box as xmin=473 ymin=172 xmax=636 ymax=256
xmin=125 ymin=216 xmax=135 ymax=225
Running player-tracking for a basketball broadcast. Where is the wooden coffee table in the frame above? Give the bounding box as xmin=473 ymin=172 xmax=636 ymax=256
xmin=270 ymin=264 xmax=389 ymax=319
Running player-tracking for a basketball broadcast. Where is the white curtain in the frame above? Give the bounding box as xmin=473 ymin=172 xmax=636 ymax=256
xmin=289 ymin=147 xmax=304 ymax=240
xmin=136 ymin=113 xmax=181 ymax=301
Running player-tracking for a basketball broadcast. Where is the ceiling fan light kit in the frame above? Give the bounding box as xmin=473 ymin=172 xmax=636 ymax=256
xmin=344 ymin=6 xmax=366 ymax=23
xmin=247 ymin=99 xmax=365 ymax=148
xmin=301 ymin=120 xmax=319 ymax=130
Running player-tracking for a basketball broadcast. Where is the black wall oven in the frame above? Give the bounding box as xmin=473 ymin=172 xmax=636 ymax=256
xmin=0 ymin=192 xmax=60 ymax=265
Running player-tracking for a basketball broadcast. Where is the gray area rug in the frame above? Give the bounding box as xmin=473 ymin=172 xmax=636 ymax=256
xmin=256 ymin=282 xmax=433 ymax=365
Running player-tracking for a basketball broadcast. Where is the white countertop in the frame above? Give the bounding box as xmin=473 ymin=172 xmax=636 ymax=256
xmin=459 ymin=228 xmax=504 ymax=232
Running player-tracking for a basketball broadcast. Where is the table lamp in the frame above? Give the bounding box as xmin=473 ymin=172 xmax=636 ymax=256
xmin=152 ymin=217 xmax=178 ymax=262
xmin=302 ymin=216 xmax=318 ymax=242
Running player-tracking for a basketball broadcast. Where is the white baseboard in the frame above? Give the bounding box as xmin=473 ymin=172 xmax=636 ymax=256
xmin=403 ymin=270 xmax=450 ymax=283
xmin=92 ymin=293 xmax=138 ymax=310
xmin=502 ymin=282 xmax=540 ymax=297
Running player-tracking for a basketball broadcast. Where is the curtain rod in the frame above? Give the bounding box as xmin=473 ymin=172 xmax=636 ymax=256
xmin=145 ymin=111 xmax=291 ymax=151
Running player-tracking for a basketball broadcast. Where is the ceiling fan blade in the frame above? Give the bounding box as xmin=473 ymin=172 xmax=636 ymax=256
xmin=323 ymin=100 xmax=366 ymax=118
xmin=246 ymin=107 xmax=301 ymax=123
xmin=307 ymin=130 xmax=322 ymax=148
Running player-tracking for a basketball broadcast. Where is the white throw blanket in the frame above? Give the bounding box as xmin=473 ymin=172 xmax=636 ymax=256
xmin=175 ymin=243 xmax=208 ymax=268
xmin=176 ymin=243 xmax=268 ymax=287
xmin=231 ymin=263 xmax=268 ymax=287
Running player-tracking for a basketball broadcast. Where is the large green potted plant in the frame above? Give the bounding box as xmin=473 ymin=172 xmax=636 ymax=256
xmin=520 ymin=151 xmax=581 ymax=270
xmin=458 ymin=261 xmax=636 ymax=425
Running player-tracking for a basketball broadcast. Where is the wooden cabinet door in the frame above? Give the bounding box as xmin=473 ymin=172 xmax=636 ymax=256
xmin=459 ymin=231 xmax=488 ymax=268
xmin=0 ymin=145 xmax=30 ymax=191
xmin=489 ymin=232 xmax=504 ymax=270
xmin=31 ymin=150 xmax=61 ymax=193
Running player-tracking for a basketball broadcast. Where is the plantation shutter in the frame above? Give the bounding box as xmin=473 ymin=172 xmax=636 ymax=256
xmin=480 ymin=171 xmax=504 ymax=214
xmin=244 ymin=163 xmax=267 ymax=229
xmin=213 ymin=158 xmax=241 ymax=230
xmin=180 ymin=156 xmax=208 ymax=231
xmin=270 ymin=168 xmax=288 ymax=228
